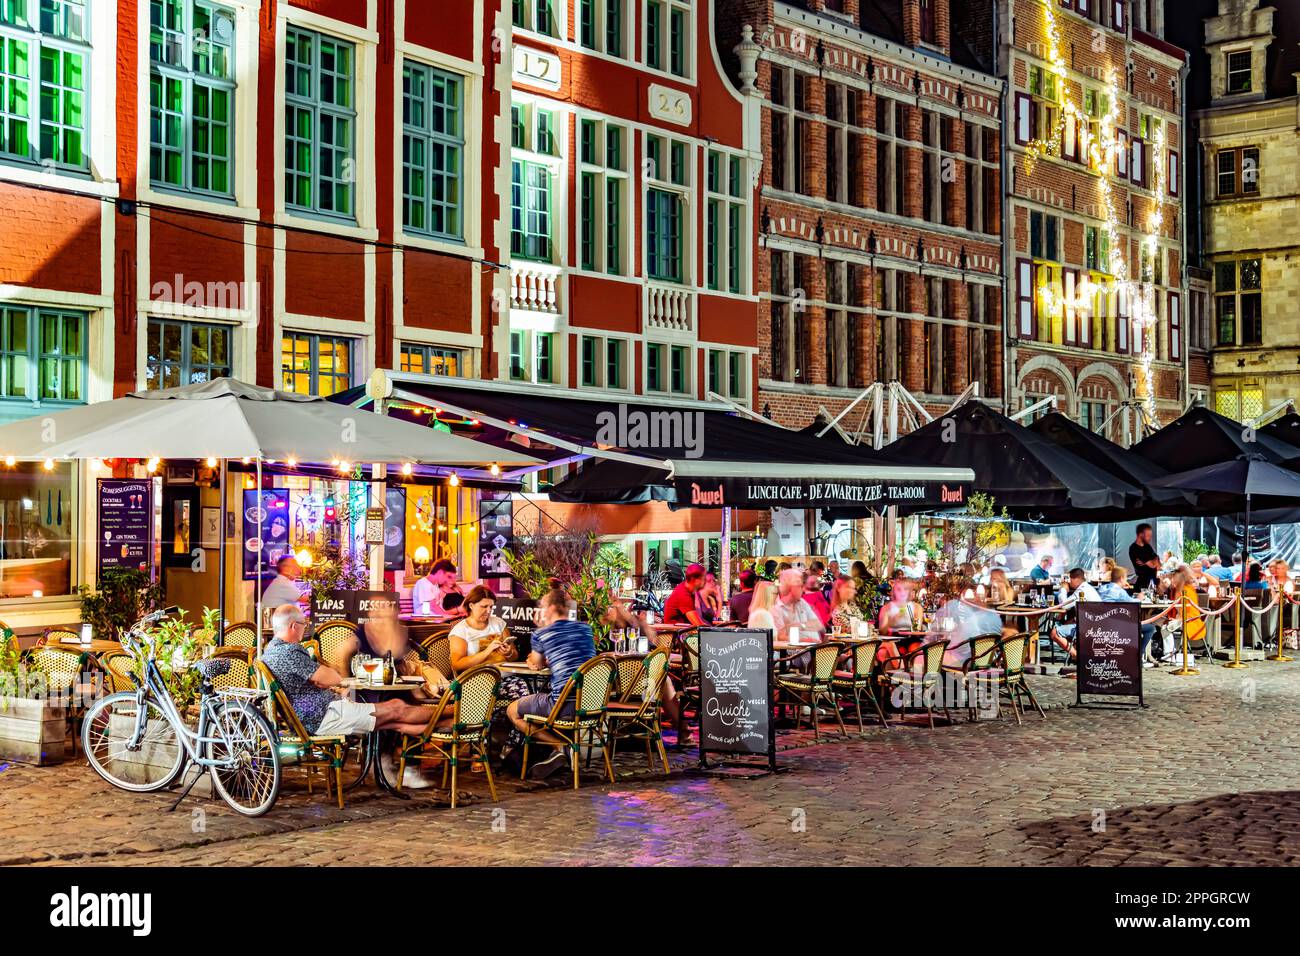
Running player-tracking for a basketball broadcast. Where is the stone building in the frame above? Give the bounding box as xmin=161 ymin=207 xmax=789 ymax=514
xmin=998 ymin=0 xmax=1194 ymax=439
xmin=1194 ymin=0 xmax=1300 ymax=419
xmin=716 ymin=0 xmax=1007 ymax=431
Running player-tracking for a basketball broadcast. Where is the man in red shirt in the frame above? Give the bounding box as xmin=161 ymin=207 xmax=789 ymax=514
xmin=663 ymin=562 xmax=707 ymax=626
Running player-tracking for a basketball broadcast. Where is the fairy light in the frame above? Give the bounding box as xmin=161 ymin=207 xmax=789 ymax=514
xmin=489 ymin=463 xmax=500 ymax=477
xmin=286 ymin=457 xmax=297 ymax=469
xmin=42 ymin=458 xmax=54 ymax=471
xmin=1029 ymin=4 xmax=1167 ymax=419
xmin=338 ymin=460 xmax=351 ymax=473
xmin=448 ymin=472 xmax=460 ymax=487
xmin=146 ymin=457 xmax=160 ymax=474
xmin=205 ymin=456 xmax=217 ymax=468
xmin=400 ymin=462 xmax=413 ymax=476
xmin=2 ymin=456 xmax=12 ymax=467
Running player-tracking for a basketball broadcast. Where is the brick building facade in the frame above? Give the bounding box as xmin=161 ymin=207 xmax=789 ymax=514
xmin=1000 ymin=0 xmax=1195 ymax=438
xmin=717 ymin=0 xmax=1007 ymax=430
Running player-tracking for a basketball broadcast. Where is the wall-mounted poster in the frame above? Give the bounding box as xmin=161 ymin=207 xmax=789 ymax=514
xmin=478 ymin=492 xmax=513 ymax=579
xmin=383 ymin=486 xmax=405 ymax=572
xmin=242 ymin=489 xmax=291 ymax=580
xmin=200 ymin=506 xmax=222 ymax=550
xmin=97 ymin=479 xmax=154 ymax=576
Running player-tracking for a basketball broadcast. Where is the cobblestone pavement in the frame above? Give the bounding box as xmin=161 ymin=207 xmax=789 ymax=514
xmin=4 ymin=662 xmax=1299 ymax=866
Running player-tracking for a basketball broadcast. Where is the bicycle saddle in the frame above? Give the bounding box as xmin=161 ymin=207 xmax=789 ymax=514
xmin=194 ymin=658 xmax=233 ymax=679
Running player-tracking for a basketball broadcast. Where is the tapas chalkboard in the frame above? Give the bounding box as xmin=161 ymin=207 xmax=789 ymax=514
xmin=697 ymin=628 xmax=776 ymax=772
xmin=1075 ymin=601 xmax=1144 ymax=707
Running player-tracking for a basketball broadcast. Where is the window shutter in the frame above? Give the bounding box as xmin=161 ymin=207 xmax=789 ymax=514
xmin=1064 ymin=269 xmax=1078 ymax=345
xmin=1131 ymin=138 xmax=1144 ymax=186
xmin=1113 ymin=0 xmax=1126 ymax=32
xmin=1169 ymin=291 xmax=1182 ymax=360
xmin=1015 ymin=93 xmax=1032 ymax=145
xmin=1017 ymin=259 xmax=1036 ymax=338
xmin=1116 ymin=130 xmax=1129 ymax=178
xmin=1168 ymin=149 xmax=1180 ymax=197
xmin=1063 ymin=114 xmax=1077 ymax=162
xmin=1080 ymin=284 xmax=1093 ymax=347
xmin=1117 ymin=285 xmax=1129 ymax=353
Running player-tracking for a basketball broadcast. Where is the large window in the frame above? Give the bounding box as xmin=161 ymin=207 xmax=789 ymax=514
xmin=284 ymin=26 xmax=355 ymax=219
xmin=0 ymin=0 xmax=89 ymax=169
xmin=823 ymin=259 xmax=863 ymax=389
xmin=146 ymin=318 xmax=231 ymax=389
xmin=0 ymin=304 xmax=85 ymax=403
xmin=512 ymin=0 xmax=558 ymax=36
xmin=281 ymin=332 xmax=352 ymax=395
xmin=510 ymin=103 xmax=558 ymax=262
xmin=150 ymin=0 xmax=235 ymax=196
xmin=579 ymin=0 xmax=624 ymax=56
xmin=0 ymin=460 xmax=77 ymax=600
xmin=646 ymin=341 xmax=689 ymax=394
xmin=402 ymin=63 xmax=463 ymax=240
xmin=579 ymin=334 xmax=625 ymax=389
xmin=645 ymin=134 xmax=688 ymax=283
xmin=705 ymin=149 xmax=744 ymax=294
xmin=770 ymin=249 xmax=811 ymax=384
xmin=1216 ymin=146 xmax=1259 ymax=199
xmin=1215 ymin=383 xmax=1264 ymax=422
xmin=874 ymin=96 xmax=907 ymax=215
xmin=578 ymin=118 xmax=626 ymax=274
xmin=399 ymin=342 xmax=463 ymax=377
xmin=1226 ymin=50 xmax=1252 ymax=95
xmin=1214 ymin=259 xmax=1262 ymax=347
xmin=645 ymin=0 xmax=690 ymax=78
xmin=509 ymin=329 xmax=554 ymax=383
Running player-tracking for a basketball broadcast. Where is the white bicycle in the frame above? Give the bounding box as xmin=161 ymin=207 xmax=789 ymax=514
xmin=81 ymin=608 xmax=282 ymax=817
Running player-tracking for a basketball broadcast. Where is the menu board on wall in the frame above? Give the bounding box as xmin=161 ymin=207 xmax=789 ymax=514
xmin=98 ymin=479 xmax=154 ymax=576
xmin=242 ymin=489 xmax=291 ymax=580
xmin=383 ymin=486 xmax=406 ymax=572
xmin=478 ymin=493 xmax=514 ymax=579
xmin=697 ymin=628 xmax=776 ymax=772
xmin=1076 ymin=601 xmax=1144 ymax=707
xmin=493 ymin=596 xmax=538 ymax=657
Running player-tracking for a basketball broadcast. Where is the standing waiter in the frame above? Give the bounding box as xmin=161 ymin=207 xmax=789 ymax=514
xmin=1128 ymin=524 xmax=1160 ymax=591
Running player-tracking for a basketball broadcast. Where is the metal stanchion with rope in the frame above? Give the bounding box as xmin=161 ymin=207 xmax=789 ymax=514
xmin=1169 ymin=589 xmax=1198 ymax=676
xmin=1224 ymin=589 xmax=1248 ymax=669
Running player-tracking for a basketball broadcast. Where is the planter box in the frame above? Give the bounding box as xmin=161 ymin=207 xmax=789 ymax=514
xmin=0 ymin=696 xmax=67 ymax=765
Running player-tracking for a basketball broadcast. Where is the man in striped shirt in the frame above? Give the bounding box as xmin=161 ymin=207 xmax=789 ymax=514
xmin=506 ymin=589 xmax=596 ymax=778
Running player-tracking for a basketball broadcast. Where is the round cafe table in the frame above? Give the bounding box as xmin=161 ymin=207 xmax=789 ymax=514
xmin=340 ymin=676 xmax=436 ymax=800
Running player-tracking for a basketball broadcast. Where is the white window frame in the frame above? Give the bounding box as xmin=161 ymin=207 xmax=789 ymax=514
xmin=643 ymin=0 xmax=693 ymax=81
xmin=576 ymin=113 xmax=629 ymax=276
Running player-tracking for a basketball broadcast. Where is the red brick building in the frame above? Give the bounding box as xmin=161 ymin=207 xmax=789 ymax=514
xmin=1000 ymin=0 xmax=1197 ymax=437
xmin=716 ymin=0 xmax=1007 ymax=431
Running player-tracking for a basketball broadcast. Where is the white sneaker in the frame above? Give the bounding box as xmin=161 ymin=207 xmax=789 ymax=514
xmin=401 ymin=766 xmax=434 ymax=789
xmin=379 ymin=753 xmax=398 ymax=781
xmin=1142 ymin=661 xmax=1155 ymax=669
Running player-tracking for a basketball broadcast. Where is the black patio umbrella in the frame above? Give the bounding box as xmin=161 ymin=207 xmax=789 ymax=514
xmin=1028 ymin=411 xmax=1185 ymax=508
xmin=1132 ymin=405 xmax=1300 ymax=470
xmin=1148 ymin=455 xmax=1300 ymax=573
xmin=883 ymin=402 xmax=1144 ymax=518
xmin=1260 ymin=411 xmax=1300 ymax=449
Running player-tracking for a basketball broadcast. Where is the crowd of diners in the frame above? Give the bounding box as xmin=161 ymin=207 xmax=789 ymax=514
xmin=252 ymin=523 xmax=1297 ymax=789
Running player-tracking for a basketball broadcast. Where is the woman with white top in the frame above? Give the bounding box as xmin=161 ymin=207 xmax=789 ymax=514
xmin=448 ymin=585 xmax=517 ymax=672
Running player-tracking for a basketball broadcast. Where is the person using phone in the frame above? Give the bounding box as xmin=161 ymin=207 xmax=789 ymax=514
xmin=448 ymin=586 xmax=518 ymax=672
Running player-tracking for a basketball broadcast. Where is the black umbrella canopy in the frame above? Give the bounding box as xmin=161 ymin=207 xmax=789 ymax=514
xmin=1132 ymin=405 xmax=1300 ymax=470
xmin=884 ymin=402 xmax=1143 ymax=515
xmin=1028 ymin=412 xmax=1182 ymax=504
xmin=1148 ymin=455 xmax=1300 ymax=501
xmin=1260 ymin=411 xmax=1300 ymax=449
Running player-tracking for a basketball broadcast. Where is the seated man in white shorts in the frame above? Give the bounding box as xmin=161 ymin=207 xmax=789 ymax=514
xmin=261 ymin=604 xmax=445 ymax=786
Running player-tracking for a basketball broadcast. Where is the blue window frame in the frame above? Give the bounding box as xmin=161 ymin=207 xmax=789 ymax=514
xmin=146 ymin=318 xmax=231 ymax=389
xmin=0 ymin=303 xmax=86 ymax=404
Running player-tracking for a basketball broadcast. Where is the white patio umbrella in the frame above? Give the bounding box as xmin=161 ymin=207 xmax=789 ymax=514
xmin=0 ymin=379 xmax=539 ymax=643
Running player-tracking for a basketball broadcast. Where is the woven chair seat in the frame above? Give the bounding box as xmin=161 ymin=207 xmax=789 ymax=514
xmin=605 ymin=701 xmax=643 ymax=713
xmin=426 ymin=727 xmax=488 ymax=743
xmin=965 ymin=667 xmax=1005 ymax=678
xmin=776 ymin=674 xmax=813 ymax=688
xmin=885 ymin=668 xmax=938 ymax=684
xmin=280 ymin=732 xmax=349 ymax=746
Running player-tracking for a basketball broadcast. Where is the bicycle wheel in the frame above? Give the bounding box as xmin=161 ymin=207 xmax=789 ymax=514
xmin=206 ymin=702 xmax=281 ymax=817
xmin=82 ymin=692 xmax=186 ymax=793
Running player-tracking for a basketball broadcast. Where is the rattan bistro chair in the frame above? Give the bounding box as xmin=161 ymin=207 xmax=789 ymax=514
xmin=24 ymin=645 xmax=96 ymax=753
xmin=775 ymin=641 xmax=847 ymax=741
xmin=991 ymin=633 xmax=1045 ymax=724
xmin=221 ymin=621 xmax=258 ymax=650
xmin=520 ymin=655 xmax=617 ymax=790
xmin=39 ymin=626 xmax=82 ymax=648
xmin=395 ymin=664 xmax=502 ymax=808
xmin=941 ymin=633 xmax=1003 ymax=721
xmin=829 ymin=639 xmax=889 ymax=732
xmin=100 ymin=651 xmax=142 ymax=694
xmin=312 ymin=620 xmax=360 ymax=671
xmin=604 ymin=648 xmax=672 ymax=773
xmin=419 ymin=633 xmax=454 ymax=678
xmin=882 ymin=639 xmax=951 ymax=729
xmin=254 ymin=660 xmax=351 ymax=809
xmin=208 ymin=647 xmax=255 ymax=691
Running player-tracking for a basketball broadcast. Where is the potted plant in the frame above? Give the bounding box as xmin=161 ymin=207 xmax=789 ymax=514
xmin=78 ymin=568 xmax=164 ymax=640
xmin=0 ymin=631 xmax=68 ymax=765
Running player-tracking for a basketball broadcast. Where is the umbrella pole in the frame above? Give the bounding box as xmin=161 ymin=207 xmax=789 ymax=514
xmin=255 ymin=457 xmax=263 ymax=659
xmin=218 ymin=457 xmax=227 ymax=641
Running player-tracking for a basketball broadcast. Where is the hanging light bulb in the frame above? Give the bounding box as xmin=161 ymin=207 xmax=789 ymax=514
xmin=2 ymin=456 xmax=13 ymax=467
xmin=295 ymin=548 xmax=313 ymax=568
xmin=489 ymin=463 xmax=500 ymax=476
xmin=205 ymin=456 xmax=218 ymax=468
xmin=448 ymin=472 xmax=460 ymax=487
xmin=401 ymin=462 xmax=413 ymax=476
xmin=241 ymin=457 xmax=251 ymax=465
xmin=338 ymin=460 xmax=351 ymax=473
xmin=286 ymin=457 xmax=297 ymax=469
xmin=146 ymin=457 xmax=160 ymax=473
xmin=42 ymin=458 xmax=54 ymax=471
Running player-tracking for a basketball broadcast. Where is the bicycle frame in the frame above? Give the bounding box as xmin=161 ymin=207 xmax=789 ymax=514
xmin=121 ymin=634 xmax=261 ymax=772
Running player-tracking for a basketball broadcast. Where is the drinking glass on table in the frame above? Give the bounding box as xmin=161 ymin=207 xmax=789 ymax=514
xmin=360 ymin=657 xmax=380 ymax=684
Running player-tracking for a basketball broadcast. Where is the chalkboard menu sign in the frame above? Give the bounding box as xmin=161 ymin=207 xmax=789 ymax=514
xmin=697 ymin=628 xmax=776 ymax=771
xmin=493 ymin=596 xmax=538 ymax=657
xmin=355 ymin=591 xmax=400 ymax=631
xmin=1076 ymin=601 xmax=1144 ymax=707
xmin=98 ymin=479 xmax=154 ymax=575
xmin=310 ymin=590 xmax=400 ymax=631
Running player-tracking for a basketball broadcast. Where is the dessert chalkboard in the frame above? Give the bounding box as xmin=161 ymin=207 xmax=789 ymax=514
xmin=697 ymin=628 xmax=776 ymax=771
xmin=1076 ymin=601 xmax=1144 ymax=706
